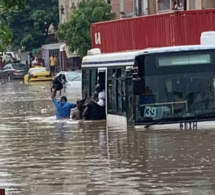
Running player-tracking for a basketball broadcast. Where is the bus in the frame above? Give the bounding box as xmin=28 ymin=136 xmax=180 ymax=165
xmin=81 ymin=45 xmax=215 ymax=130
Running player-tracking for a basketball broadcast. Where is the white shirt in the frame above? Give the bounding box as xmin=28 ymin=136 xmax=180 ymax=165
xmin=98 ymin=90 xmax=105 ymax=100
xmin=97 ymin=99 xmax=105 ymax=107
xmin=98 ymin=90 xmax=105 ymax=106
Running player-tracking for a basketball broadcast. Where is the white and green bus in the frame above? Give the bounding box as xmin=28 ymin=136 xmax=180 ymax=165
xmin=82 ymin=45 xmax=215 ymax=130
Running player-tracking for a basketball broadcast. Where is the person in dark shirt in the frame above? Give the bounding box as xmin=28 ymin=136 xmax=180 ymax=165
xmin=51 ymin=74 xmax=67 ymax=96
xmin=83 ymin=93 xmax=106 ymax=120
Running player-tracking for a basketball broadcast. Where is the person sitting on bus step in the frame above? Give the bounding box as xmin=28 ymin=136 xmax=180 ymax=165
xmin=72 ymin=99 xmax=86 ymax=120
xmin=95 ymin=83 xmax=105 ymax=106
xmin=83 ymin=93 xmax=106 ymax=120
xmin=51 ymin=88 xmax=76 ymax=119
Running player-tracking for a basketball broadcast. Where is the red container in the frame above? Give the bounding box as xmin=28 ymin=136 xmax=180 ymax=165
xmin=0 ymin=189 xmax=5 ymax=195
xmin=91 ymin=9 xmax=215 ymax=53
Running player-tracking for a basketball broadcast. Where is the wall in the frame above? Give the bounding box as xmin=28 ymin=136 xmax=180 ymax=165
xmin=202 ymin=0 xmax=215 ymax=9
xmin=111 ymin=0 xmax=134 ymax=18
xmin=148 ymin=0 xmax=215 ymax=14
xmin=58 ymin=0 xmax=82 ymax=23
xmin=58 ymin=0 xmax=134 ymax=21
xmin=195 ymin=0 xmax=202 ymax=9
xmin=91 ymin=9 xmax=215 ymax=53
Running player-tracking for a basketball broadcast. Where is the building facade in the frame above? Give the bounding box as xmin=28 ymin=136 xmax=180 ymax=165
xmin=58 ymin=0 xmax=215 ymax=22
xmin=58 ymin=0 xmax=82 ymax=23
xmin=148 ymin=0 xmax=215 ymax=15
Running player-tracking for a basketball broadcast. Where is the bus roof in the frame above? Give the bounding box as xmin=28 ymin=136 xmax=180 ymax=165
xmin=82 ymin=50 xmax=140 ymax=68
xmin=138 ymin=45 xmax=215 ymax=55
xmin=82 ymin=45 xmax=215 ymax=68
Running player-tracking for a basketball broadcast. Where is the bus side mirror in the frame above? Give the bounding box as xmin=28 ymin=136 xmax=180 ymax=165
xmin=133 ymin=78 xmax=145 ymax=95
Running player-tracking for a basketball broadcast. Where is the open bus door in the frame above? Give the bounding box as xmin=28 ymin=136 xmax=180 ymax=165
xmin=98 ymin=68 xmax=107 ymax=117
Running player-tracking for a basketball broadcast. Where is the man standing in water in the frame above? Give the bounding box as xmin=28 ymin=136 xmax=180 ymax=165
xmin=52 ymin=89 xmax=76 ymax=119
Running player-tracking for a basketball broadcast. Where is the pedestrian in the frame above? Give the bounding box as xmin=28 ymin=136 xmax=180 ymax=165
xmin=42 ymin=59 xmax=45 ymax=67
xmin=54 ymin=55 xmax=58 ymax=73
xmin=50 ymin=55 xmax=56 ymax=76
xmin=83 ymin=93 xmax=106 ymax=120
xmin=51 ymin=74 xmax=67 ymax=96
xmin=95 ymin=83 xmax=105 ymax=106
xmin=32 ymin=57 xmax=39 ymax=67
xmin=0 ymin=57 xmax=3 ymax=69
xmin=51 ymin=88 xmax=76 ymax=119
xmin=72 ymin=99 xmax=85 ymax=120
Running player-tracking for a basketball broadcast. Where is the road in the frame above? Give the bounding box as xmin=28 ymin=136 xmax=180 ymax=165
xmin=0 ymin=81 xmax=215 ymax=194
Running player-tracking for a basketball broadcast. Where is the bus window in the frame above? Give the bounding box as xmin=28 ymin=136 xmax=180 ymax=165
xmin=116 ymin=69 xmax=122 ymax=113
xmin=108 ymin=80 xmax=112 ymax=112
xmin=134 ymin=51 xmax=215 ymax=123
xmin=112 ymin=79 xmax=117 ymax=112
xmin=107 ymin=68 xmax=126 ymax=114
xmin=90 ymin=69 xmax=97 ymax=97
xmin=122 ymin=80 xmax=126 ymax=112
xmin=82 ymin=69 xmax=90 ymax=99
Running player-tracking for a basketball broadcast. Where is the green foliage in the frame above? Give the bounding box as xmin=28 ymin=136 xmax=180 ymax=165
xmin=0 ymin=0 xmax=59 ymax=51
xmin=0 ymin=0 xmax=25 ymax=51
xmin=0 ymin=22 xmax=13 ymax=51
xmin=0 ymin=0 xmax=26 ymax=11
xmin=56 ymin=0 xmax=116 ymax=58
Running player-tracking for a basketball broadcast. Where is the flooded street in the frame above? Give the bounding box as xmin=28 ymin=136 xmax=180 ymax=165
xmin=1 ymin=82 xmax=215 ymax=194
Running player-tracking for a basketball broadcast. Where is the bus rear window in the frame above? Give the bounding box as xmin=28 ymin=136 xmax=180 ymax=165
xmin=157 ymin=54 xmax=211 ymax=66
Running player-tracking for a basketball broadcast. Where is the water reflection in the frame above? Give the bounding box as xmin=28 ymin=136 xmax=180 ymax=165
xmin=0 ymin=82 xmax=215 ymax=194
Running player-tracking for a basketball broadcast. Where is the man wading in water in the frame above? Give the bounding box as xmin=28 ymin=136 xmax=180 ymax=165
xmin=52 ymin=88 xmax=76 ymax=119
xmin=72 ymin=99 xmax=86 ymax=120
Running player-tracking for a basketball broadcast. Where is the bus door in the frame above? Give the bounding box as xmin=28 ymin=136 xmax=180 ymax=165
xmin=98 ymin=68 xmax=107 ymax=116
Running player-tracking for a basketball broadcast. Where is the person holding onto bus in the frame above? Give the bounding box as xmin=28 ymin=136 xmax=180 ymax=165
xmin=83 ymin=93 xmax=106 ymax=120
xmin=71 ymin=99 xmax=86 ymax=120
xmin=95 ymin=83 xmax=105 ymax=106
xmin=51 ymin=88 xmax=76 ymax=119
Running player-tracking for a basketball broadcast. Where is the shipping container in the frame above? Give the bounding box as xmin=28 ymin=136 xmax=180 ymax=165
xmin=91 ymin=9 xmax=215 ymax=53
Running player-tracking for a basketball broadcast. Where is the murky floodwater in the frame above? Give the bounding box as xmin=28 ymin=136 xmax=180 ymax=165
xmin=1 ymin=82 xmax=215 ymax=194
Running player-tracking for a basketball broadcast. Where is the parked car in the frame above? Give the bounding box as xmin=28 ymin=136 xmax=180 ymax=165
xmin=0 ymin=63 xmax=29 ymax=81
xmin=24 ymin=66 xmax=53 ymax=83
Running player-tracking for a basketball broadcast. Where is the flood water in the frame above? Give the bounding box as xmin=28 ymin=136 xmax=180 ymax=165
xmin=1 ymin=82 xmax=215 ymax=194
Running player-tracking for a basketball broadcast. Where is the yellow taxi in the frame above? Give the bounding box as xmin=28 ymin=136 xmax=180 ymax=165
xmin=24 ymin=66 xmax=53 ymax=83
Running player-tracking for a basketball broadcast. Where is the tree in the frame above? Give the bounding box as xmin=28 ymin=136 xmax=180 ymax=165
xmin=56 ymin=0 xmax=116 ymax=58
xmin=0 ymin=22 xmax=13 ymax=51
xmin=0 ymin=0 xmax=25 ymax=51
xmin=0 ymin=0 xmax=26 ymax=10
xmin=0 ymin=0 xmax=59 ymax=51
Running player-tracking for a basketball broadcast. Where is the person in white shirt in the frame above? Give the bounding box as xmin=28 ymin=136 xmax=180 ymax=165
xmin=95 ymin=84 xmax=105 ymax=107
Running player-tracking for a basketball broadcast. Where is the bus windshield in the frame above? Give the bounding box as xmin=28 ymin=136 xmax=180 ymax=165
xmin=134 ymin=50 xmax=215 ymax=123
